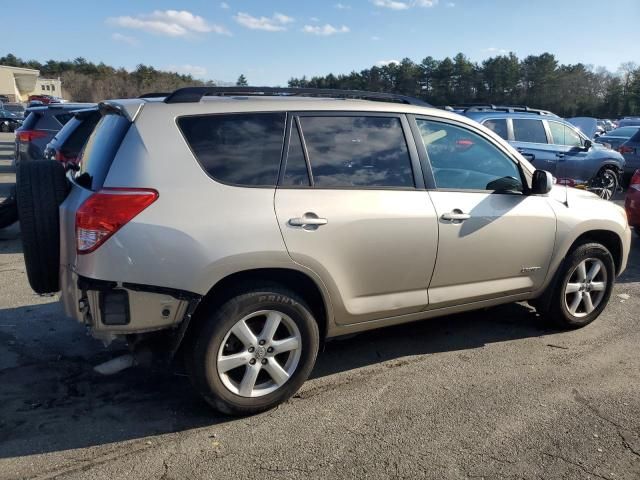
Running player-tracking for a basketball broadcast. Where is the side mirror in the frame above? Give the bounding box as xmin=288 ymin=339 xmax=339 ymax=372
xmin=583 ymin=139 xmax=592 ymax=150
xmin=531 ymin=170 xmax=553 ymax=195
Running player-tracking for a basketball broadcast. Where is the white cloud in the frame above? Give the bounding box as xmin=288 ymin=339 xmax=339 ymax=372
xmin=372 ymin=0 xmax=409 ymax=10
xmin=166 ymin=64 xmax=207 ymax=77
xmin=484 ymin=47 xmax=508 ymax=54
xmin=234 ymin=12 xmax=294 ymax=31
xmin=302 ymin=24 xmax=350 ymax=36
xmin=335 ymin=3 xmax=352 ymax=9
xmin=107 ymin=10 xmax=230 ymax=37
xmin=220 ymin=2 xmax=230 ymax=9
xmin=111 ymin=32 xmax=139 ymax=46
xmin=376 ymin=59 xmax=400 ymax=66
xmin=372 ymin=0 xmax=439 ymax=9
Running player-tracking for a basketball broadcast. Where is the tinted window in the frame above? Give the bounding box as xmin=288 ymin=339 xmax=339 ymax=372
xmin=77 ymin=113 xmax=130 ymax=191
xmin=609 ymin=127 xmax=640 ymax=138
xmin=64 ymin=111 xmax=101 ymax=154
xmin=298 ymin=116 xmax=414 ymax=188
xmin=282 ymin=122 xmax=310 ymax=187
xmin=549 ymin=121 xmax=582 ymax=147
xmin=54 ymin=113 xmax=74 ymax=126
xmin=416 ymin=119 xmax=522 ymax=192
xmin=178 ymin=113 xmax=285 ymax=187
xmin=513 ymin=119 xmax=547 ymax=143
xmin=483 ymin=119 xmax=508 ymax=140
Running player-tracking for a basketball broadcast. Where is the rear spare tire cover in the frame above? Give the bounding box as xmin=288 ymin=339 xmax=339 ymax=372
xmin=0 ymin=184 xmax=18 ymax=229
xmin=16 ymin=161 xmax=69 ymax=294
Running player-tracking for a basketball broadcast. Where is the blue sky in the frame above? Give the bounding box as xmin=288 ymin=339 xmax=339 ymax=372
xmin=5 ymin=0 xmax=640 ymax=85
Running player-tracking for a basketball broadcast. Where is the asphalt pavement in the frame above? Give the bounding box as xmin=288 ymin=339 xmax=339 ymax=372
xmin=0 ymin=132 xmax=638 ymax=480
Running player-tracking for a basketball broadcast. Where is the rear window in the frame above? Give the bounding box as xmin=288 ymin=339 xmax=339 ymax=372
xmin=513 ymin=119 xmax=547 ymax=144
xmin=63 ymin=111 xmax=101 ymax=155
xmin=54 ymin=112 xmax=74 ymax=126
xmin=76 ymin=113 xmax=130 ymax=191
xmin=178 ymin=113 xmax=286 ymax=187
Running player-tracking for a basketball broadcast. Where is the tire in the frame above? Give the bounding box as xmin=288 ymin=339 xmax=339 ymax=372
xmin=589 ymin=167 xmax=618 ymax=200
xmin=16 ymin=161 xmax=69 ymax=294
xmin=0 ymin=184 xmax=18 ymax=229
xmin=546 ymin=242 xmax=615 ymax=329
xmin=189 ymin=285 xmax=320 ymax=416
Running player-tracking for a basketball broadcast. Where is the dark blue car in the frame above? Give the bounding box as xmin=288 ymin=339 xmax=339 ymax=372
xmin=462 ymin=106 xmax=625 ymax=200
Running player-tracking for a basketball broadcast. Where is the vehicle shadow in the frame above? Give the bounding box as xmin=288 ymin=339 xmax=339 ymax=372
xmin=0 ymin=298 xmax=554 ymax=460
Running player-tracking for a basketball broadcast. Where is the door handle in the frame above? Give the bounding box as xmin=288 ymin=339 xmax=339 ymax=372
xmin=556 ymin=153 xmax=565 ymax=160
xmin=289 ymin=213 xmax=328 ymax=228
xmin=441 ymin=211 xmax=471 ymax=221
xmin=517 ymin=148 xmax=535 ymax=161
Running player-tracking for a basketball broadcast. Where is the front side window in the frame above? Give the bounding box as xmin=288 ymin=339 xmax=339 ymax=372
xmin=416 ymin=119 xmax=523 ymax=192
xmin=513 ymin=119 xmax=547 ymax=144
xmin=549 ymin=121 xmax=583 ymax=147
xmin=178 ymin=113 xmax=286 ymax=187
xmin=298 ymin=116 xmax=414 ymax=188
xmin=483 ymin=119 xmax=508 ymax=140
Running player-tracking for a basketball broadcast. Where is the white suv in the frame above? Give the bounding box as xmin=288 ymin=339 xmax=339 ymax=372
xmin=16 ymin=87 xmax=631 ymax=415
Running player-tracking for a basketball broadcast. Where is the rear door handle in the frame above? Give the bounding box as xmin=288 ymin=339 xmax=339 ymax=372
xmin=441 ymin=211 xmax=471 ymax=221
xmin=517 ymin=148 xmax=535 ymax=161
xmin=289 ymin=213 xmax=328 ymax=228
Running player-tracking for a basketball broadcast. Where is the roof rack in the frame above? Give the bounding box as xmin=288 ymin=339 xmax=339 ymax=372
xmin=163 ymin=86 xmax=431 ymax=107
xmin=460 ymin=104 xmax=558 ymax=116
xmin=138 ymin=92 xmax=171 ymax=99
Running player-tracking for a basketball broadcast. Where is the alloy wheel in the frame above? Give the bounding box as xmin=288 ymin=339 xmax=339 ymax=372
xmin=590 ymin=170 xmax=617 ymax=200
xmin=564 ymin=258 xmax=608 ymax=318
xmin=216 ymin=310 xmax=302 ymax=398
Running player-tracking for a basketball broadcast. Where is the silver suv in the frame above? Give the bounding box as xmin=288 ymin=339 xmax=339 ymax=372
xmin=16 ymin=87 xmax=631 ymax=415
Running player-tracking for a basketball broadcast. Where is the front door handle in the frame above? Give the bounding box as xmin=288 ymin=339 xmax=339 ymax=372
xmin=289 ymin=212 xmax=328 ymax=229
xmin=556 ymin=153 xmax=565 ymax=160
xmin=441 ymin=210 xmax=471 ymax=221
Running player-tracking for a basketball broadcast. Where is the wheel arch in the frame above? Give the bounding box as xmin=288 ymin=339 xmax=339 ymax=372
xmin=190 ymin=267 xmax=331 ymax=341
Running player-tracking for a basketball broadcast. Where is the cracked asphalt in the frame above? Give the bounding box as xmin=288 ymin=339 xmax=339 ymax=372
xmin=0 ymin=132 xmax=639 ymax=479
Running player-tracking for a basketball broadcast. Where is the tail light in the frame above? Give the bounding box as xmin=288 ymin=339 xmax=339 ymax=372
xmin=54 ymin=150 xmax=77 ymax=164
xmin=618 ymin=145 xmax=635 ymax=155
xmin=17 ymin=130 xmax=48 ymax=142
xmin=75 ymin=188 xmax=158 ymax=254
xmin=630 ymin=170 xmax=640 ymax=192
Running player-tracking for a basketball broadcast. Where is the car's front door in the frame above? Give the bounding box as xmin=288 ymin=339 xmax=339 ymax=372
xmin=412 ymin=117 xmax=557 ymax=308
xmin=274 ymin=113 xmax=439 ymax=325
xmin=510 ymin=118 xmax=560 ymax=175
xmin=546 ymin=120 xmax=591 ymax=184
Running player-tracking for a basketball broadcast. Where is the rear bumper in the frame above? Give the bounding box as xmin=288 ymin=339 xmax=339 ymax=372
xmin=60 ymin=264 xmax=201 ymax=337
xmin=625 ymin=189 xmax=640 ymax=227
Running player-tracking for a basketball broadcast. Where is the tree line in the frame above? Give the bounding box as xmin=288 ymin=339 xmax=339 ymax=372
xmin=3 ymin=52 xmax=639 ymax=117
xmin=288 ymin=53 xmax=640 ymax=118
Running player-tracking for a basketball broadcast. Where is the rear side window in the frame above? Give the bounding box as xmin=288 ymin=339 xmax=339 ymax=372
xmin=513 ymin=119 xmax=547 ymax=144
xmin=63 ymin=111 xmax=101 ymax=154
xmin=77 ymin=114 xmax=130 ymax=191
xmin=178 ymin=113 xmax=286 ymax=187
xmin=54 ymin=113 xmax=74 ymax=126
xmin=297 ymin=116 xmax=414 ymax=188
xmin=483 ymin=119 xmax=508 ymax=140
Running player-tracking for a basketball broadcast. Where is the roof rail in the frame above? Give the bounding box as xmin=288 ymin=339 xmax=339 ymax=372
xmin=163 ymin=86 xmax=431 ymax=107
xmin=138 ymin=92 xmax=171 ymax=99
xmin=462 ymin=104 xmax=558 ymax=116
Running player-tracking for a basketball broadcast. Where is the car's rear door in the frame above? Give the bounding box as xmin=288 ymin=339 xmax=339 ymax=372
xmin=411 ymin=116 xmax=556 ymax=308
xmin=274 ymin=112 xmax=438 ymax=325
xmin=510 ymin=118 xmax=559 ymax=175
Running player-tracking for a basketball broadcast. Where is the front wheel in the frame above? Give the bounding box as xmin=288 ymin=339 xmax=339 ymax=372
xmin=189 ymin=286 xmax=320 ymax=415
xmin=589 ymin=168 xmax=618 ymax=200
xmin=546 ymin=242 xmax=615 ymax=329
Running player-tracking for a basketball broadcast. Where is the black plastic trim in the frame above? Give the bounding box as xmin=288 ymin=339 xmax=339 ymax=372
xmin=77 ymin=275 xmax=201 ymax=302
xmin=164 ymin=86 xmax=431 ymax=107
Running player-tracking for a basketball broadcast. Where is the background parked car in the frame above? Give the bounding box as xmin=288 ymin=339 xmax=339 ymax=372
xmin=44 ymin=107 xmax=100 ymax=166
xmin=1 ymin=103 xmax=25 ymax=119
xmin=625 ymin=169 xmax=640 ymax=237
xmin=594 ymin=126 xmax=640 ymax=151
xmin=463 ymin=106 xmax=625 ymax=199
xmin=13 ymin=103 xmax=93 ymax=164
xmin=617 ymin=128 xmax=640 ymax=183
xmin=0 ymin=108 xmax=22 ymax=132
xmin=27 ymin=94 xmax=61 ymax=105
xmin=617 ymin=117 xmax=640 ymax=128
xmin=567 ymin=117 xmax=603 ymax=139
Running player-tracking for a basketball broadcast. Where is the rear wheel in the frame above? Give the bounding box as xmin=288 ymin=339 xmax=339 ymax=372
xmin=546 ymin=242 xmax=615 ymax=329
xmin=189 ymin=286 xmax=320 ymax=415
xmin=589 ymin=168 xmax=618 ymax=200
